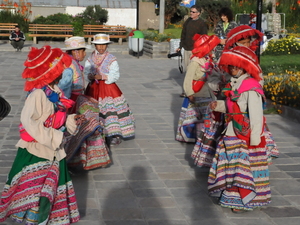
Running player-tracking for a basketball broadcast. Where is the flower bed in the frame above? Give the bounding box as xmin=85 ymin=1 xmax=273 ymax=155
xmin=263 ymin=72 xmax=300 ymax=110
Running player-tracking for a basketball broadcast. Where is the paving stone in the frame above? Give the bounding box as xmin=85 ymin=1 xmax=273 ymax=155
xmin=138 ymin=197 xmax=177 ymax=208
xmin=261 ymin=206 xmax=300 ymax=217
xmin=272 ymin=218 xmax=300 ymax=225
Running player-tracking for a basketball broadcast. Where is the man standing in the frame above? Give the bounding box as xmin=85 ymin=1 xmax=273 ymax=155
xmin=9 ymin=25 xmax=25 ymax=52
xmin=177 ymin=5 xmax=208 ymax=97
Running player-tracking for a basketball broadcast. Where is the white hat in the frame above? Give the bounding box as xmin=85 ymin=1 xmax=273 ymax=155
xmin=91 ymin=34 xmax=113 ymax=44
xmin=62 ymin=36 xmax=91 ymax=50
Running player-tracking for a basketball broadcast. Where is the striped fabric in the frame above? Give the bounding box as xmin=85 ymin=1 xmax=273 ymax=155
xmin=176 ymin=97 xmax=212 ymax=142
xmin=191 ymin=112 xmax=224 ymax=167
xmin=0 ymin=148 xmax=79 ymax=224
xmin=208 ymin=136 xmax=271 ymax=210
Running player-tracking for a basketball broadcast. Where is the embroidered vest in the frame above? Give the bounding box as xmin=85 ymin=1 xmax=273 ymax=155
xmin=88 ymin=52 xmax=116 ymax=77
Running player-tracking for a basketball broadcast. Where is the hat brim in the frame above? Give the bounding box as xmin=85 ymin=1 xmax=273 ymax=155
xmin=62 ymin=45 xmax=92 ymax=51
xmin=91 ymin=41 xmax=113 ymax=45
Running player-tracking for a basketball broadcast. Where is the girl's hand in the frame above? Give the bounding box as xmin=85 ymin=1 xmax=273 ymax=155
xmin=209 ymin=101 xmax=217 ymax=110
xmin=101 ymin=75 xmax=108 ymax=80
xmin=188 ymin=95 xmax=195 ymax=103
xmin=74 ymin=114 xmax=86 ymax=125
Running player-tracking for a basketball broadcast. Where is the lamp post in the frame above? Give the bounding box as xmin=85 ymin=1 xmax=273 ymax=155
xmin=256 ymin=0 xmax=263 ymax=61
xmin=159 ymin=0 xmax=165 ymax=34
xmin=136 ymin=0 xmax=139 ymax=30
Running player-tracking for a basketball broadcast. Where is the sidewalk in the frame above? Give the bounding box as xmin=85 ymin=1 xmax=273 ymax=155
xmin=0 ymin=45 xmax=299 ymax=225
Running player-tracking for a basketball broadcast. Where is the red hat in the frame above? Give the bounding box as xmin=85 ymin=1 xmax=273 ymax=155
xmin=218 ymin=46 xmax=262 ymax=81
xmin=224 ymin=25 xmax=263 ymax=51
xmin=191 ymin=34 xmax=220 ymax=58
xmin=22 ymin=45 xmax=72 ymax=91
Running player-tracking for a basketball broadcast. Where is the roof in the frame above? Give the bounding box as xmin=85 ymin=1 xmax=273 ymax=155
xmin=30 ymin=0 xmax=137 ymax=8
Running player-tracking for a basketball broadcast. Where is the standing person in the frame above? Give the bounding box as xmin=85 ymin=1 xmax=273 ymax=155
xmin=175 ymin=34 xmax=220 ymax=142
xmin=9 ymin=25 xmax=25 ymax=52
xmin=0 ymin=46 xmax=80 ymax=224
xmin=214 ymin=7 xmax=238 ymax=60
xmin=84 ymin=34 xmax=135 ymax=146
xmin=59 ymin=36 xmax=111 ymax=171
xmin=176 ymin=5 xmax=208 ymax=97
xmin=208 ymin=46 xmax=271 ymax=213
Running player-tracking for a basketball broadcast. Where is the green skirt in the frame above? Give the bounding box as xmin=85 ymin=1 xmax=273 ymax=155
xmin=0 ymin=148 xmax=80 ymax=224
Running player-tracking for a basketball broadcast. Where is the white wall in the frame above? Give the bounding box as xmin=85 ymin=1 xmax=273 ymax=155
xmin=65 ymin=7 xmax=136 ymax=28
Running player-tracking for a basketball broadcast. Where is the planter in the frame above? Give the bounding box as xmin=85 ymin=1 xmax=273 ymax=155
xmin=267 ymin=99 xmax=300 ymax=123
xmin=143 ymin=40 xmax=169 ymax=58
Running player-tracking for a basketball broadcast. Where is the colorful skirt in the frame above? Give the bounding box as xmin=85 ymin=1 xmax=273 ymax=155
xmin=191 ymin=111 xmax=224 ymax=167
xmin=85 ymin=81 xmax=135 ymax=139
xmin=65 ymin=95 xmax=111 ymax=170
xmin=175 ymin=97 xmax=212 ymax=143
xmin=264 ymin=124 xmax=279 ymax=164
xmin=0 ymin=148 xmax=80 ymax=224
xmin=208 ymin=136 xmax=271 ymax=210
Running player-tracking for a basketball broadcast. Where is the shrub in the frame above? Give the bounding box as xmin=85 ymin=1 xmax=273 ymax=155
xmin=142 ymin=30 xmax=176 ymax=42
xmin=0 ymin=10 xmax=29 ymax=33
xmin=264 ymin=73 xmax=300 ymax=109
xmin=262 ymin=36 xmax=300 ymax=56
xmin=32 ymin=13 xmax=73 ymax=24
xmin=79 ymin=5 xmax=108 ymax=25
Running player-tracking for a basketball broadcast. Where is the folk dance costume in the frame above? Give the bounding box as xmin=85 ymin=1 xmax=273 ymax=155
xmin=176 ymin=34 xmax=220 ymax=142
xmin=208 ymin=47 xmax=272 ymax=212
xmin=58 ymin=37 xmax=111 ymax=170
xmin=84 ymin=34 xmax=135 ymax=142
xmin=0 ymin=46 xmax=80 ymax=224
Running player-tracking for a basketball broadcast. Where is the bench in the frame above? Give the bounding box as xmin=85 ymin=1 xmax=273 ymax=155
xmin=29 ymin=24 xmax=73 ymax=44
xmin=83 ymin=25 xmax=127 ymax=45
xmin=0 ymin=23 xmax=18 ymax=37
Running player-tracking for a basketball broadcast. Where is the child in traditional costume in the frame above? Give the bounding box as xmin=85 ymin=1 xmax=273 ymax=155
xmin=58 ymin=37 xmax=111 ymax=170
xmin=175 ymin=34 xmax=220 ymax=142
xmin=0 ymin=46 xmax=80 ymax=224
xmin=208 ymin=46 xmax=271 ymax=213
xmin=84 ymin=34 xmax=135 ymax=146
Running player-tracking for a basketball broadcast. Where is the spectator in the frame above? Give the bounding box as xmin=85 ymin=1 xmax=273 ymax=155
xmin=214 ymin=7 xmax=238 ymax=60
xmin=9 ymin=25 xmax=25 ymax=52
xmin=177 ymin=5 xmax=208 ymax=97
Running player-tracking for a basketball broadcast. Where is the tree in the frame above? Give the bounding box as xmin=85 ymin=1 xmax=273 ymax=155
xmin=80 ymin=5 xmax=108 ymax=25
xmin=152 ymin=0 xmax=182 ymax=28
xmin=197 ymin=0 xmax=231 ymax=30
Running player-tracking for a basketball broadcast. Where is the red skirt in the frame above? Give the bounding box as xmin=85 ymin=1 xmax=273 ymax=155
xmin=85 ymin=80 xmax=122 ymax=100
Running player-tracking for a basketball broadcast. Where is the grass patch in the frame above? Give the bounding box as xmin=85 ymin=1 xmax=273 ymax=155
xmin=260 ymin=54 xmax=300 ymax=74
xmin=164 ymin=28 xmax=181 ymax=39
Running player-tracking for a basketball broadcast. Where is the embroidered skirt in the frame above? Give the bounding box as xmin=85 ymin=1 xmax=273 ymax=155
xmin=85 ymin=80 xmax=135 ymax=139
xmin=191 ymin=112 xmax=224 ymax=167
xmin=208 ymin=136 xmax=271 ymax=210
xmin=264 ymin=124 xmax=279 ymax=164
xmin=65 ymin=95 xmax=111 ymax=170
xmin=175 ymin=97 xmax=212 ymax=143
xmin=0 ymin=148 xmax=80 ymax=224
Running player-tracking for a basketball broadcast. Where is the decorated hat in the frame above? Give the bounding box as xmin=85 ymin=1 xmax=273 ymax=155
xmin=224 ymin=25 xmax=263 ymax=51
xmin=22 ymin=45 xmax=72 ymax=91
xmin=191 ymin=34 xmax=220 ymax=58
xmin=218 ymin=46 xmax=262 ymax=81
xmin=91 ymin=34 xmax=113 ymax=44
xmin=62 ymin=36 xmax=91 ymax=50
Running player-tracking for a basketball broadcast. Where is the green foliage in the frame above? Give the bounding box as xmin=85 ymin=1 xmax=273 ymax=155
xmin=275 ymin=0 xmax=300 ymax=30
xmin=142 ymin=29 xmax=176 ymax=42
xmin=197 ymin=0 xmax=231 ymax=29
xmin=262 ymin=36 xmax=300 ymax=56
xmin=79 ymin=5 xmax=108 ymax=25
xmin=0 ymin=10 xmax=29 ymax=33
xmin=32 ymin=13 xmax=72 ymax=24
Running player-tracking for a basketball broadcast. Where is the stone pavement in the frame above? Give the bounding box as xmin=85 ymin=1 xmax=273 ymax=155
xmin=0 ymin=42 xmax=300 ymax=225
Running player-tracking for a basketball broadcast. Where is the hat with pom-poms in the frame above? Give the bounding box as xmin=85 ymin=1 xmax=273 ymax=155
xmin=224 ymin=25 xmax=263 ymax=51
xmin=218 ymin=46 xmax=262 ymax=81
xmin=191 ymin=34 xmax=220 ymax=59
xmin=22 ymin=45 xmax=72 ymax=91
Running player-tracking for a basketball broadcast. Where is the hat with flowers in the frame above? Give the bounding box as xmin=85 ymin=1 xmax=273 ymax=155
xmin=22 ymin=45 xmax=72 ymax=91
xmin=191 ymin=34 xmax=220 ymax=59
xmin=218 ymin=46 xmax=262 ymax=81
xmin=224 ymin=25 xmax=263 ymax=51
xmin=62 ymin=36 xmax=91 ymax=51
